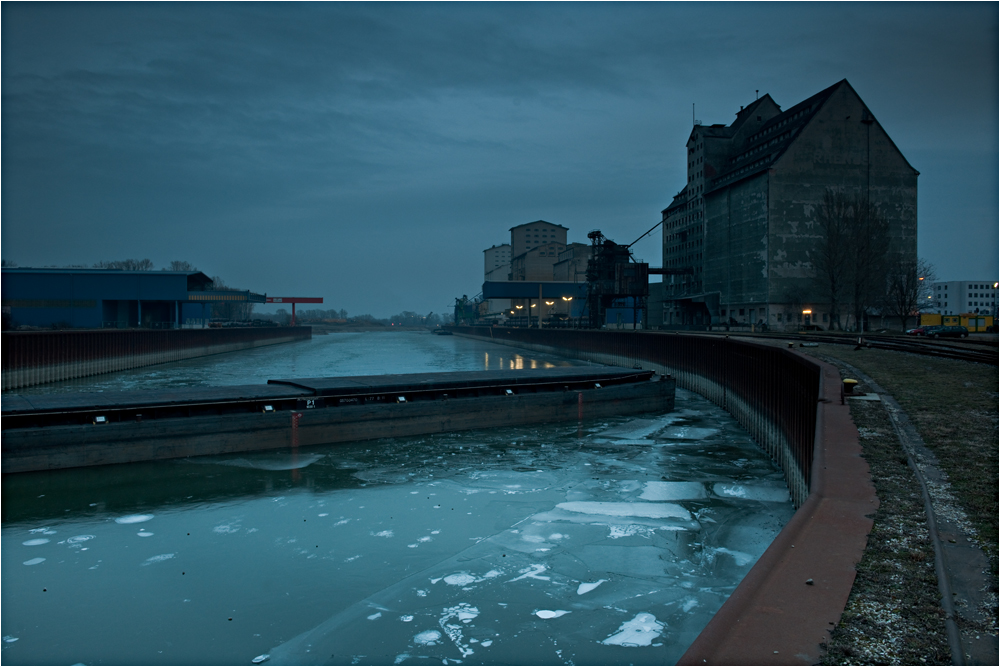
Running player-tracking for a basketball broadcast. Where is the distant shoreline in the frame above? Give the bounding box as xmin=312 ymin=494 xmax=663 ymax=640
xmin=308 ymin=324 xmax=436 ymax=333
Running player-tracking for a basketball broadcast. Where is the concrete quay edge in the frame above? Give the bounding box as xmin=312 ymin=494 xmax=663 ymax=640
xmin=678 ymin=355 xmax=877 ymax=665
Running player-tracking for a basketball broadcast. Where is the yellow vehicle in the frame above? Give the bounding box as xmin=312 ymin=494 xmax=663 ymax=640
xmin=920 ymin=313 xmax=993 ymax=332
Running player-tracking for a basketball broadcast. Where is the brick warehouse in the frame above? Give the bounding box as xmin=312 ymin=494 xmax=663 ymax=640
xmin=661 ymin=79 xmax=918 ymax=329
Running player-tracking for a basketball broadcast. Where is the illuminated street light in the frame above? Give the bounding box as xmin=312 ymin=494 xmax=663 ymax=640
xmin=802 ymin=309 xmax=812 ymax=314
xmin=515 ymin=305 xmax=523 ymax=310
xmin=544 ymin=301 xmax=555 ymax=306
xmin=562 ymin=296 xmax=573 ymax=301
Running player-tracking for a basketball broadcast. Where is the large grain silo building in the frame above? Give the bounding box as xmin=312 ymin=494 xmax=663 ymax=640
xmin=660 ymin=79 xmax=918 ymax=330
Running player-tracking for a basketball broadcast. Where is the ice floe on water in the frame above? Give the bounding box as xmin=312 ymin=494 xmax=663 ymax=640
xmin=439 ymin=604 xmax=479 ymax=657
xmin=251 ymin=654 xmax=270 ymax=664
xmin=22 ymin=538 xmax=49 ymax=546
xmin=5 ymin=373 xmax=797 ymax=667
xmin=141 ymin=553 xmax=175 ymax=566
xmin=712 ymin=483 xmax=790 ymax=503
xmin=608 ymin=524 xmax=659 ymax=539
xmin=556 ymin=501 xmax=692 ymax=520
xmin=595 ymin=416 xmax=683 ymax=440
xmin=601 ymin=613 xmax=664 ymax=647
xmin=660 ymin=426 xmax=719 ymax=440
xmin=639 ymin=481 xmax=707 ymax=501
xmin=189 ymin=453 xmax=325 ymax=471
xmin=22 ymin=558 xmax=45 ymax=566
xmin=704 ymin=547 xmax=754 ymax=567
xmin=413 ymin=630 xmax=441 ymax=645
xmin=508 ymin=564 xmax=549 ymax=582
xmin=577 ymin=579 xmax=606 ymax=595
xmin=438 ymin=570 xmax=502 ymax=587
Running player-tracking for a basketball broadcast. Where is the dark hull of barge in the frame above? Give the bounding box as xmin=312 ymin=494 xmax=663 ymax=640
xmin=2 ymin=368 xmax=675 ymax=474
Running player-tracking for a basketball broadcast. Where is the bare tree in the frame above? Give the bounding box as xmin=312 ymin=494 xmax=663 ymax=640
xmin=94 ymin=258 xmax=154 ymax=270
xmin=882 ymin=258 xmax=935 ymax=331
xmin=847 ymin=196 xmax=891 ymax=331
xmin=813 ymin=191 xmax=852 ymax=329
xmin=209 ymin=276 xmax=255 ymax=321
xmin=165 ymin=260 xmax=197 ymax=272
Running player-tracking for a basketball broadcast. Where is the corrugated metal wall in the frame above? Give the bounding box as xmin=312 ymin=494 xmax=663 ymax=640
xmin=1 ymin=327 xmax=311 ymax=390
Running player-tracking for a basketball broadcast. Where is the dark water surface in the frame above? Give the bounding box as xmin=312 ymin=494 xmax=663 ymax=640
xmin=1 ymin=332 xmax=794 ymax=665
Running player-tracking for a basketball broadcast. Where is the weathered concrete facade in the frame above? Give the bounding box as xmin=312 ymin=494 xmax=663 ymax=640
xmin=663 ymin=80 xmax=918 ymax=329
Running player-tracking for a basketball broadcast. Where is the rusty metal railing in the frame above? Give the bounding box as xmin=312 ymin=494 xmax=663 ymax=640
xmin=452 ymin=327 xmax=820 ymax=506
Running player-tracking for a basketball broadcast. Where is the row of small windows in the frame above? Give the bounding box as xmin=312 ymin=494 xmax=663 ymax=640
xmin=746 ymin=105 xmax=813 ymax=145
xmin=731 ymin=130 xmax=792 ymax=165
xmin=716 ymin=155 xmax=771 ymax=185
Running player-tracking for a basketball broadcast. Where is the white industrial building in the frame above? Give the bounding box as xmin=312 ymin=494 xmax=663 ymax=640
xmin=927 ymin=280 xmax=998 ymax=317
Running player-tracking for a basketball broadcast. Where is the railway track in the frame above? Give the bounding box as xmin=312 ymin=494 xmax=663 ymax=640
xmin=682 ymin=331 xmax=998 ymax=365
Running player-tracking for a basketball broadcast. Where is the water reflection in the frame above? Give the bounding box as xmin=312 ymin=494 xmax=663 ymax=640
xmin=8 ymin=331 xmax=583 ymax=396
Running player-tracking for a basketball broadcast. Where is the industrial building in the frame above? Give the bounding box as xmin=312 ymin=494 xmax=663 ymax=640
xmin=661 ymin=79 xmax=918 ymax=329
xmin=927 ymin=280 xmax=998 ymax=317
xmin=480 ymin=221 xmax=587 ymax=323
xmin=1 ymin=268 xmax=265 ymax=330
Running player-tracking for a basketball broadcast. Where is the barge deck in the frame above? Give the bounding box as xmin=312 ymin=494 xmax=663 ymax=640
xmin=2 ymin=367 xmax=674 ymax=473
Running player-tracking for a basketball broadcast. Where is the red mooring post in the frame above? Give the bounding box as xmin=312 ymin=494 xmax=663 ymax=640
xmin=265 ymin=297 xmax=324 ymax=326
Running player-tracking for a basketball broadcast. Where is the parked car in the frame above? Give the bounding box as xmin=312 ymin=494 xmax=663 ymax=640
xmin=925 ymin=325 xmax=969 ymax=339
xmin=906 ymin=327 xmax=929 ymax=336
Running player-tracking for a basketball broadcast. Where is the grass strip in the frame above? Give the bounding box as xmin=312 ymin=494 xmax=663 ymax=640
xmin=818 ymin=375 xmax=952 ymax=664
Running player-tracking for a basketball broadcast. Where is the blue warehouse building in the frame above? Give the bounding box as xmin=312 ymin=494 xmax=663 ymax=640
xmin=1 ymin=269 xmax=266 ymax=330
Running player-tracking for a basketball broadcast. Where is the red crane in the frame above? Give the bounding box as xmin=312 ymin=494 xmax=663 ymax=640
xmin=265 ymin=297 xmax=323 ymax=326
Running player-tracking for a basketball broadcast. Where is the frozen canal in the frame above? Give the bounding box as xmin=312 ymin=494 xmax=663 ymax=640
xmin=2 ymin=332 xmax=795 ymax=665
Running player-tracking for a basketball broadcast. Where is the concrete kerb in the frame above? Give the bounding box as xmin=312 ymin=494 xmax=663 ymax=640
xmin=678 ymin=356 xmax=877 ymax=664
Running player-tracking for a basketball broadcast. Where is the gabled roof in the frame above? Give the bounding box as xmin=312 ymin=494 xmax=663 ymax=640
xmin=705 ymin=80 xmax=845 ymax=195
xmin=509 ymin=220 xmax=568 ymax=232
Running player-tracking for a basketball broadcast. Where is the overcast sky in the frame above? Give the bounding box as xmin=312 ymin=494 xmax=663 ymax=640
xmin=2 ymin=2 xmax=997 ymax=317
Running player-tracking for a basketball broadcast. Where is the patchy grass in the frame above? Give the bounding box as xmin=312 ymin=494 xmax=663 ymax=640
xmin=819 ymin=383 xmax=951 ymax=665
xmin=813 ymin=347 xmax=998 ymax=577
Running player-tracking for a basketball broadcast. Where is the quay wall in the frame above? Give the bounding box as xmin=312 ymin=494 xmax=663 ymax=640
xmin=1 ymin=327 xmax=312 ymax=391
xmin=453 ymin=327 xmax=817 ymax=506
xmin=451 ymin=326 xmax=876 ymax=665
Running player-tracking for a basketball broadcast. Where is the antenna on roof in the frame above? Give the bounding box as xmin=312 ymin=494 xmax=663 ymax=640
xmin=756 ymin=90 xmax=759 ymax=100
xmin=692 ymin=103 xmax=695 ymax=126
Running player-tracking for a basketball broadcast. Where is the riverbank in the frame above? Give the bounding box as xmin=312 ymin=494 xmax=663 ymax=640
xmin=775 ymin=342 xmax=998 ymax=664
xmin=1 ymin=327 xmax=312 ymax=391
